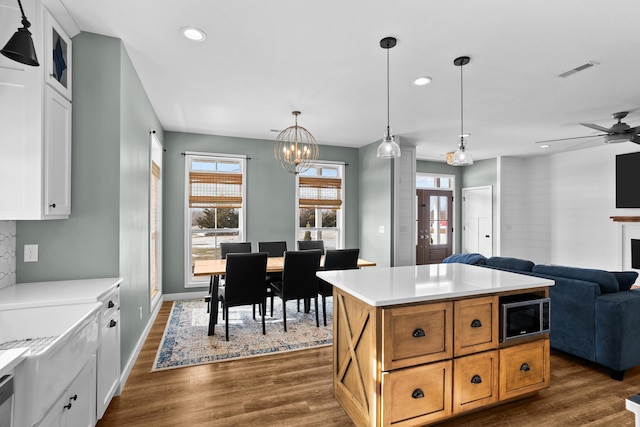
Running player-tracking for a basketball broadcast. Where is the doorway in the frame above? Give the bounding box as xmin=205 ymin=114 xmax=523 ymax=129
xmin=462 ymin=186 xmax=493 ymax=256
xmin=416 ymin=189 xmax=453 ymax=264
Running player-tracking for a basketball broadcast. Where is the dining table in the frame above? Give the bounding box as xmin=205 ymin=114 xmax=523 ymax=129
xmin=195 ymin=255 xmax=376 ymax=335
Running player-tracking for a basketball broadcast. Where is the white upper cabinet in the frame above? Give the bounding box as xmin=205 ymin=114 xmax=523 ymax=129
xmin=0 ymin=0 xmax=73 ymax=219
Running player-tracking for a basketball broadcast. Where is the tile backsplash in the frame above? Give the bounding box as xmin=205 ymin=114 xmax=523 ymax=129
xmin=0 ymin=221 xmax=16 ymax=289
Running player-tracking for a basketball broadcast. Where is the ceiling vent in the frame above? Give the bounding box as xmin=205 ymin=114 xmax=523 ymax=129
xmin=558 ymin=61 xmax=598 ymax=78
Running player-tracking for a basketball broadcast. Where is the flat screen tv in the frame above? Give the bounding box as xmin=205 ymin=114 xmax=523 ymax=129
xmin=616 ymin=151 xmax=640 ymax=208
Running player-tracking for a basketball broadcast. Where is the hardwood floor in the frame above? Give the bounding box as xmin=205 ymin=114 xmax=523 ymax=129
xmin=97 ymin=301 xmax=640 ymax=426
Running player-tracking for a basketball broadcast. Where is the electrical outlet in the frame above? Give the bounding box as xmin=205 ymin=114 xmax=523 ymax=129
xmin=24 ymin=244 xmax=38 ymax=262
xmin=139 ymin=306 xmax=143 ymax=320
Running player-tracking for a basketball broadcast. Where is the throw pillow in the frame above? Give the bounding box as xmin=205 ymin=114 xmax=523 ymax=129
xmin=442 ymin=253 xmax=487 ymax=265
xmin=610 ymin=271 xmax=639 ymax=291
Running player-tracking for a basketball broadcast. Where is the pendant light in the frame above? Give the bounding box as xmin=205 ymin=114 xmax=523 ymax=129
xmin=274 ymin=111 xmax=319 ymax=174
xmin=377 ymin=36 xmax=401 ymax=159
xmin=450 ymin=56 xmax=473 ymax=166
xmin=1 ymin=0 xmax=39 ymax=66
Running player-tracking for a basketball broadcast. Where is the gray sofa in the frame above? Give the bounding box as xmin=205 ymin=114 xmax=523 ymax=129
xmin=443 ymin=253 xmax=640 ymax=380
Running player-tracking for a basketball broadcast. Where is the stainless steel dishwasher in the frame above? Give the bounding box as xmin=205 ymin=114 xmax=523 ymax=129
xmin=0 ymin=375 xmax=13 ymax=427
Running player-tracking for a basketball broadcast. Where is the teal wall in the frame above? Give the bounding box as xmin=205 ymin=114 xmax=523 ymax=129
xmin=16 ymin=33 xmax=121 ymax=281
xmin=358 ymin=141 xmax=393 ymax=267
xmin=17 ymin=32 xmax=163 ymax=375
xmin=162 ymin=131 xmax=361 ymax=294
xmin=461 ymin=158 xmax=497 ymax=189
xmin=416 ymin=160 xmax=464 ymax=252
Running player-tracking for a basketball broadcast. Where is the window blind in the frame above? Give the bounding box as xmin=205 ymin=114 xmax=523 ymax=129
xmin=299 ymin=177 xmax=342 ymax=209
xmin=189 ymin=172 xmax=243 ymax=208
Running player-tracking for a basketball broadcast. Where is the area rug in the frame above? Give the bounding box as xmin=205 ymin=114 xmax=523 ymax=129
xmin=151 ymin=298 xmax=333 ymax=371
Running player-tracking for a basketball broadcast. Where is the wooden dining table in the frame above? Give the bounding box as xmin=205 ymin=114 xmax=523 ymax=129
xmin=196 ymin=256 xmax=376 ymax=335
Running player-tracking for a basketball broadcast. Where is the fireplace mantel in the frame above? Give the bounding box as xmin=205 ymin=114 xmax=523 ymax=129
xmin=611 ymin=216 xmax=640 ymax=223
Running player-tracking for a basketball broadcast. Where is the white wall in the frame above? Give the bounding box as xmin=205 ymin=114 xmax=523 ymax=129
xmin=501 ymin=143 xmax=640 ymax=269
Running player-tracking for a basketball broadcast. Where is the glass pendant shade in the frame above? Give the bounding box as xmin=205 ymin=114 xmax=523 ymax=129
xmin=377 ymin=36 xmax=400 ymax=159
xmin=274 ymin=111 xmax=319 ymax=174
xmin=1 ymin=0 xmax=39 ymax=66
xmin=450 ymin=138 xmax=474 ymax=166
xmin=377 ymin=128 xmax=401 ymax=158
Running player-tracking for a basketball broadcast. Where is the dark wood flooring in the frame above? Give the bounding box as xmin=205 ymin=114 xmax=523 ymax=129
xmin=97 ymin=301 xmax=640 ymax=426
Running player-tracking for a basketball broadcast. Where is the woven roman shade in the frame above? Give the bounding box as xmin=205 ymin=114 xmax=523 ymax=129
xmin=299 ymin=177 xmax=342 ymax=209
xmin=189 ymin=172 xmax=242 ymax=208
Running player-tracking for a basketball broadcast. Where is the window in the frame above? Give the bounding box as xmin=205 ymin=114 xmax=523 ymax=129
xmin=296 ymin=162 xmax=345 ymax=250
xmin=185 ymin=153 xmax=246 ymax=286
xmin=150 ymin=133 xmax=162 ymax=309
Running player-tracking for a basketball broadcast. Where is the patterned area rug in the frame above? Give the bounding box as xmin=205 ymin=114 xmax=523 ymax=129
xmin=152 ymin=298 xmax=332 ymax=371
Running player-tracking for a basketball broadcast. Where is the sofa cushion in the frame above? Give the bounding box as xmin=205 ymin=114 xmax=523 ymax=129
xmin=442 ymin=253 xmax=486 ymax=265
xmin=485 ymin=256 xmax=534 ymax=272
xmin=610 ymin=271 xmax=639 ymax=291
xmin=532 ymin=265 xmax=619 ymax=294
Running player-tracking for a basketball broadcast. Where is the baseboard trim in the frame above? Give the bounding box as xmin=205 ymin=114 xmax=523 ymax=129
xmin=117 ymin=295 xmax=164 ymax=394
xmin=163 ymin=291 xmax=208 ymax=301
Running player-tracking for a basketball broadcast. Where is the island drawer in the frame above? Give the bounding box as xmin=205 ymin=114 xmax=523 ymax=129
xmin=453 ymin=350 xmax=499 ymax=413
xmin=499 ymin=339 xmax=550 ymax=400
xmin=381 ymin=360 xmax=452 ymax=427
xmin=454 ymin=295 xmax=499 ymax=356
xmin=382 ymin=302 xmax=453 ymax=370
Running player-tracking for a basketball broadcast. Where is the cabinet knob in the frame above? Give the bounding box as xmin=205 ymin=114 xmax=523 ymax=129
xmin=471 ymin=319 xmax=482 ymax=328
xmin=520 ymin=363 xmax=531 ymax=372
xmin=49 ymin=203 xmax=56 ymax=208
xmin=108 ymin=300 xmax=115 ymax=308
xmin=412 ymin=328 xmax=426 ymax=338
xmin=471 ymin=374 xmax=483 ymax=384
xmin=411 ymin=388 xmax=425 ymax=399
xmin=109 ymin=319 xmax=117 ymax=328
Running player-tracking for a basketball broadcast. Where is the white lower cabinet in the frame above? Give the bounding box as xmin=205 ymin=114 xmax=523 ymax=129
xmin=97 ymin=286 xmax=121 ymax=419
xmin=38 ymin=355 xmax=96 ymax=427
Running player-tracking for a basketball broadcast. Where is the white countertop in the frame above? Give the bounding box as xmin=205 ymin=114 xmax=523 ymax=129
xmin=316 ymin=263 xmax=554 ymax=306
xmin=0 ymin=277 xmax=123 ymax=310
xmin=0 ymin=347 xmax=29 ymax=378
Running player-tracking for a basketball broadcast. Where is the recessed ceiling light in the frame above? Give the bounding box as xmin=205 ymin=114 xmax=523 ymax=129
xmin=539 ymin=144 xmax=550 ymax=148
xmin=181 ymin=27 xmax=206 ymax=42
xmin=414 ymin=76 xmax=432 ymax=86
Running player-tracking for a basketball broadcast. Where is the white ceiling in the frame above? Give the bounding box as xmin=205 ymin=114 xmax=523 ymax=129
xmin=59 ymin=0 xmax=640 ymax=161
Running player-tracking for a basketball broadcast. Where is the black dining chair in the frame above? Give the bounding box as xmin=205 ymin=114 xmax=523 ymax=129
xmin=297 ymin=240 xmax=325 ymax=254
xmin=215 ymin=252 xmax=269 ymax=340
xmin=270 ymin=249 xmax=322 ymax=331
xmin=206 ymin=242 xmax=252 ymax=314
xmin=258 ymin=241 xmax=287 ymax=306
xmin=318 ymin=248 xmax=360 ymax=326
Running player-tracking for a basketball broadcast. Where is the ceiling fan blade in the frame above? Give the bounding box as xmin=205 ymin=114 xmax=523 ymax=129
xmin=580 ymin=123 xmax=611 ymax=133
xmin=627 ymin=126 xmax=640 ymax=134
xmin=534 ymin=134 xmax=606 ymax=144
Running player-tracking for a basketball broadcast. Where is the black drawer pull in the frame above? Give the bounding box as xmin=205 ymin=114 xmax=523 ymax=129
xmin=471 ymin=319 xmax=482 ymax=328
xmin=412 ymin=388 xmax=425 ymax=399
xmin=520 ymin=363 xmax=531 ymax=372
xmin=109 ymin=319 xmax=117 ymax=328
xmin=471 ymin=374 xmax=482 ymax=384
xmin=50 ymin=203 xmax=56 ymax=208
xmin=64 ymin=403 xmax=72 ymax=410
xmin=69 ymin=394 xmax=78 ymax=402
xmin=108 ymin=300 xmax=115 ymax=308
xmin=412 ymin=328 xmax=426 ymax=338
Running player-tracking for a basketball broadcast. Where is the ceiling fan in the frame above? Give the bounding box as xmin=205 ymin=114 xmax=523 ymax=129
xmin=535 ymin=111 xmax=640 ymax=146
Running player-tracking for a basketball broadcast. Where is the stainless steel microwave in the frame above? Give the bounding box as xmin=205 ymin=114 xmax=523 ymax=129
xmin=500 ymin=294 xmax=550 ymax=342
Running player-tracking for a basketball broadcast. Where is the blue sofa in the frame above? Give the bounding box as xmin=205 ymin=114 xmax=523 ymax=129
xmin=444 ymin=253 xmax=640 ymax=380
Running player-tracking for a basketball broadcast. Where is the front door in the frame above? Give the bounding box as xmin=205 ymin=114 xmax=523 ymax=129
xmin=416 ymin=189 xmax=453 ymax=264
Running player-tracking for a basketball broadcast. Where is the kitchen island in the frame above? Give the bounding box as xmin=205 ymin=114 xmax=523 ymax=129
xmin=316 ymin=263 xmax=554 ymax=427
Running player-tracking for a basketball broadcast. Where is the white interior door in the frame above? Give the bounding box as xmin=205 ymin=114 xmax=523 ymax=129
xmin=462 ymin=186 xmax=493 ymax=257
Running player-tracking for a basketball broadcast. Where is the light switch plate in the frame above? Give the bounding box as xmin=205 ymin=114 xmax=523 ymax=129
xmin=379 ymin=226 xmax=385 ymax=233
xmin=24 ymin=244 xmax=38 ymax=262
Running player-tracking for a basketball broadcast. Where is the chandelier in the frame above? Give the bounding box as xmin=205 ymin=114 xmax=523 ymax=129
xmin=274 ymin=111 xmax=319 ymax=174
